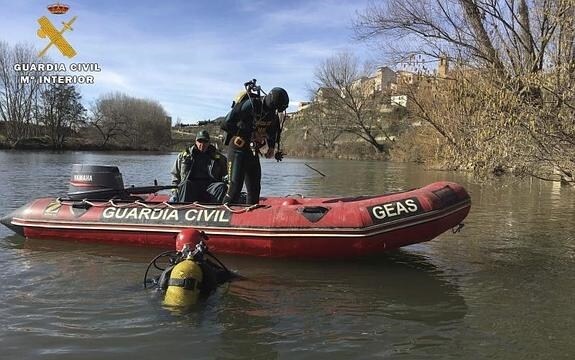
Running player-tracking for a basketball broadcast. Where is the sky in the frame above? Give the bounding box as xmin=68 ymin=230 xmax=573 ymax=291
xmin=0 ymin=0 xmax=376 ymax=123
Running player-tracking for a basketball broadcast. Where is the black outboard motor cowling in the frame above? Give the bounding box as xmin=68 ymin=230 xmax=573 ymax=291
xmin=68 ymin=164 xmax=125 ymax=200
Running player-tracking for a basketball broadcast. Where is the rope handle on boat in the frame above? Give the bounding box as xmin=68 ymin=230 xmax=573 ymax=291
xmin=452 ymin=223 xmax=465 ymax=233
xmin=222 ymin=203 xmax=267 ymax=213
xmin=55 ymin=198 xmax=269 ymax=213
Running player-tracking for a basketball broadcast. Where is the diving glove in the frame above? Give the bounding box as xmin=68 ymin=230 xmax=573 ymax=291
xmin=274 ymin=151 xmax=284 ymax=162
xmin=168 ymin=189 xmax=178 ymax=203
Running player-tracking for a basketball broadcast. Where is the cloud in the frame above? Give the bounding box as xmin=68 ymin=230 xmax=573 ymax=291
xmin=0 ymin=0 xmax=374 ymax=122
xmin=262 ymin=1 xmax=363 ymax=30
xmin=94 ymin=70 xmax=131 ymax=89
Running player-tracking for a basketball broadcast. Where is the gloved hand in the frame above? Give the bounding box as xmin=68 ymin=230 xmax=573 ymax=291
xmin=274 ymin=151 xmax=284 ymax=162
xmin=168 ymin=189 xmax=178 ymax=203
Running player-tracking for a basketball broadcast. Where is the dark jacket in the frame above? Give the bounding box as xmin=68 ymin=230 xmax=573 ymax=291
xmin=222 ymin=97 xmax=281 ymax=149
xmin=170 ymin=145 xmax=227 ymax=187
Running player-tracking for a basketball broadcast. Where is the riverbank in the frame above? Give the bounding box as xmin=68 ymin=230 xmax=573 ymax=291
xmin=0 ymin=135 xmax=175 ymax=152
xmin=0 ymin=126 xmax=535 ymax=180
xmin=0 ymin=120 xmax=396 ymax=159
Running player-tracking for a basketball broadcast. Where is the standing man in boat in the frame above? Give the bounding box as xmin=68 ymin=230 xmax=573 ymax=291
xmin=170 ymin=130 xmax=228 ymax=203
xmin=221 ymin=80 xmax=289 ymax=205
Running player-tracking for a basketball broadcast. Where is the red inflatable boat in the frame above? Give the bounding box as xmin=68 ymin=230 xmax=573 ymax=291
xmin=1 ymin=165 xmax=471 ymax=258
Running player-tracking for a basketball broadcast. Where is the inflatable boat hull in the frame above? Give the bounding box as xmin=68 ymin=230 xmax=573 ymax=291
xmin=2 ymin=181 xmax=471 ymax=258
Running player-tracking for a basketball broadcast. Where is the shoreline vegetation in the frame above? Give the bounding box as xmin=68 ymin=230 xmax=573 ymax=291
xmin=2 ymin=0 xmax=574 ymax=186
xmin=0 ymin=122 xmax=391 ymax=161
xmin=3 ymin=122 xmax=571 ymax=187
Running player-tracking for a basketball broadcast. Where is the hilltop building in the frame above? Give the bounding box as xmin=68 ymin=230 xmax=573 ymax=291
xmin=295 ymin=56 xmax=450 ymax=111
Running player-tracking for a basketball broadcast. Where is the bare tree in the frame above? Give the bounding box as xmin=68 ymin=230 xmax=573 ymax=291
xmin=89 ymin=93 xmax=133 ymax=147
xmin=88 ymin=92 xmax=171 ymax=149
xmin=355 ymin=0 xmax=575 ymax=183
xmin=0 ymin=42 xmax=50 ymax=142
xmin=131 ymin=98 xmax=171 ymax=149
xmin=313 ymin=52 xmax=394 ymax=153
xmin=39 ymin=83 xmax=85 ymax=148
xmin=297 ymin=87 xmax=345 ymax=149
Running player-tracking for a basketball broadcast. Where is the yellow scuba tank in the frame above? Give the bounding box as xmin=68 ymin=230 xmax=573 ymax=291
xmin=234 ymin=89 xmax=250 ymax=105
xmin=144 ymin=229 xmax=235 ymax=308
xmin=163 ymin=256 xmax=203 ymax=307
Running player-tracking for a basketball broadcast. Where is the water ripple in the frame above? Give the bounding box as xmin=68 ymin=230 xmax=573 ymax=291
xmin=1 ymin=151 xmax=574 ymax=359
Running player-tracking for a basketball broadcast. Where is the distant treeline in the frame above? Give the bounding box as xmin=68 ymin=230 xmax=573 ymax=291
xmin=0 ymin=42 xmax=172 ymax=151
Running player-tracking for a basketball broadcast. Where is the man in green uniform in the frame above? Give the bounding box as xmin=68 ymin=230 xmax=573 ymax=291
xmin=170 ymin=130 xmax=228 ymax=203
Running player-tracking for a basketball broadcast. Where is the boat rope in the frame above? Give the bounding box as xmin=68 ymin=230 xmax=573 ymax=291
xmin=55 ymin=198 xmax=267 ymax=213
xmin=223 ymin=203 xmax=265 ymax=213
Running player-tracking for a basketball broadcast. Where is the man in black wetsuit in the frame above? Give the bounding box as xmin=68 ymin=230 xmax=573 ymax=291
xmin=170 ymin=130 xmax=228 ymax=203
xmin=221 ymin=84 xmax=289 ymax=205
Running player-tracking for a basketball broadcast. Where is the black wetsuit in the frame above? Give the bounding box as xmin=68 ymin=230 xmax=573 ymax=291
xmin=221 ymin=97 xmax=280 ymax=205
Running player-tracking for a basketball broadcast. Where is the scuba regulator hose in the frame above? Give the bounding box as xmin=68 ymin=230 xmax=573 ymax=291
xmin=143 ymin=250 xmax=179 ymax=289
xmin=274 ymin=110 xmax=287 ymax=162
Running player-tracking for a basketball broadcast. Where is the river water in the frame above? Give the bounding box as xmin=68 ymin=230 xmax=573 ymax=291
xmin=0 ymin=150 xmax=573 ymax=359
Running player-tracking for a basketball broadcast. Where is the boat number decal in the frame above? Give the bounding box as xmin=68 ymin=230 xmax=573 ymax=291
xmin=368 ymin=197 xmax=423 ymax=224
xmin=101 ymin=207 xmax=232 ymax=226
xmin=44 ymin=201 xmax=62 ymax=216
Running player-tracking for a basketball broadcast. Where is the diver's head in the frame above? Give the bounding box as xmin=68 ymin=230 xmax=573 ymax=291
xmin=264 ymin=87 xmax=289 ymax=112
xmin=175 ymin=228 xmax=205 ymax=252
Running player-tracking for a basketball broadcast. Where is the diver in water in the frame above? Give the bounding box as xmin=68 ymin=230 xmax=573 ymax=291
xmin=221 ymin=80 xmax=289 ymax=205
xmin=145 ymin=229 xmax=237 ymax=306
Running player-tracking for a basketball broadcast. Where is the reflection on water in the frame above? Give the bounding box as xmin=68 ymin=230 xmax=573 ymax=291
xmin=2 ymin=236 xmax=468 ymax=359
xmin=1 ymin=150 xmax=574 ymax=359
xmin=217 ymin=252 xmax=468 ymax=358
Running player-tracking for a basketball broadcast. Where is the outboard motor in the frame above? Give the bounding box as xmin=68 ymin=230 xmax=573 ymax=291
xmin=67 ymin=164 xmax=125 ymax=200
